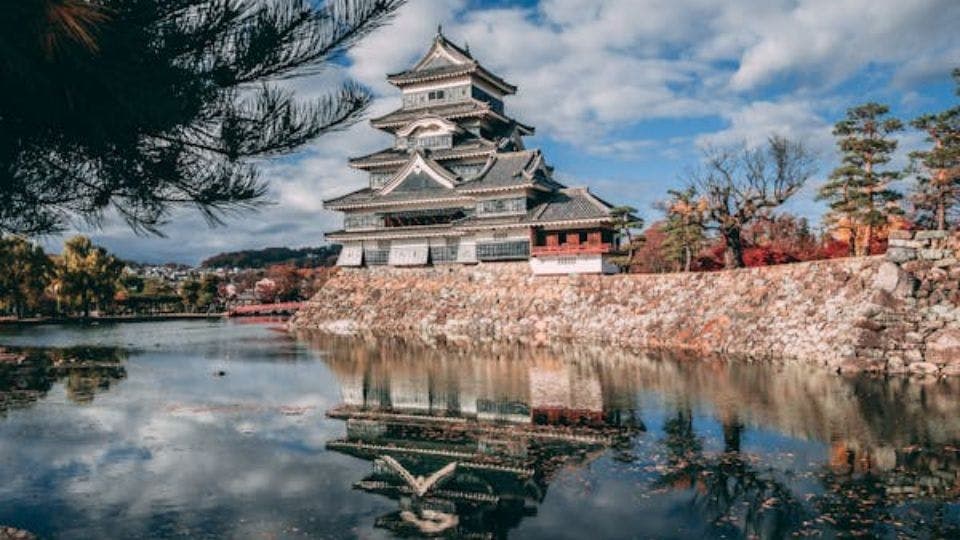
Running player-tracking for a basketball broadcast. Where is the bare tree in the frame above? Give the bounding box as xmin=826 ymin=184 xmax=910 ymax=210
xmin=683 ymin=136 xmax=817 ymax=268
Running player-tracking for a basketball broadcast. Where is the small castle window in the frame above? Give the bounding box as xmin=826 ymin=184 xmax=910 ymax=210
xmin=428 ymin=90 xmax=445 ymax=101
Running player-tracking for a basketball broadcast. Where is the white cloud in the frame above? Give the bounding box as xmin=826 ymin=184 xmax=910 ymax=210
xmin=39 ymin=0 xmax=959 ymax=261
xmin=695 ymin=100 xmax=834 ymax=153
xmin=729 ymin=0 xmax=960 ymax=91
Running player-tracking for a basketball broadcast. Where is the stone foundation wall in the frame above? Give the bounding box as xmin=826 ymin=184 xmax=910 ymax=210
xmin=291 ymin=233 xmax=960 ymax=375
xmin=856 ymin=230 xmax=960 ymax=374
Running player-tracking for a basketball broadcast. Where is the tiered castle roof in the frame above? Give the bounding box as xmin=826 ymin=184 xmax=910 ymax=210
xmin=324 ymin=28 xmax=623 ymax=239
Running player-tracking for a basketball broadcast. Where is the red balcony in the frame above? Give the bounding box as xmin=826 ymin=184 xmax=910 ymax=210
xmin=531 ymin=231 xmax=614 ymax=256
xmin=531 ymin=243 xmax=614 ymax=256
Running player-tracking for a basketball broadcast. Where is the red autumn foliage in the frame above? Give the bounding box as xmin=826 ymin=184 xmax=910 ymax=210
xmin=816 ymin=239 xmax=853 ymax=260
xmin=629 ymin=223 xmax=675 ymax=274
xmin=743 ymin=246 xmax=800 ymax=266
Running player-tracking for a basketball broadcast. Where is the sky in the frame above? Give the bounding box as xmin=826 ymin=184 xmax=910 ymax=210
xmin=42 ymin=0 xmax=960 ymax=264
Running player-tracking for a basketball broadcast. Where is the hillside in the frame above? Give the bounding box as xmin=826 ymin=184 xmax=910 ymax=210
xmin=201 ymin=245 xmax=341 ymax=269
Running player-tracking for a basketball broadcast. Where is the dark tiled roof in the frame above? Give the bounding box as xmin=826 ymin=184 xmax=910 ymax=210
xmin=388 ymin=62 xmax=476 ymax=83
xmin=387 ymin=33 xmax=517 ymax=94
xmin=527 ymin=188 xmax=615 ymax=223
xmin=454 ymin=188 xmax=617 ymax=228
xmin=324 ymin=185 xmax=469 ymax=208
xmin=327 ymin=151 xmax=595 ymax=218
xmin=457 ymin=150 xmax=562 ymax=192
xmin=349 ymin=139 xmax=497 ymax=168
xmin=371 ymin=100 xmax=496 ymax=128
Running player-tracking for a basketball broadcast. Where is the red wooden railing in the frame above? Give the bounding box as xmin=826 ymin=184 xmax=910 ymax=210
xmin=531 ymin=242 xmax=613 ymax=256
xmin=226 ymin=302 xmax=304 ymax=317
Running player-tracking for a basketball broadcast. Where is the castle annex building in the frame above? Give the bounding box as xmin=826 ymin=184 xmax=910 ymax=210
xmin=326 ymin=30 xmax=630 ymax=275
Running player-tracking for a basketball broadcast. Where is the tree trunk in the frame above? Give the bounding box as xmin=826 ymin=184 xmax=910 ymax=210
xmin=724 ymin=227 xmax=745 ymax=269
xmin=722 ymin=418 xmax=743 ymax=453
xmin=683 ymin=245 xmax=692 ymax=272
xmin=937 ymin=198 xmax=947 ymax=231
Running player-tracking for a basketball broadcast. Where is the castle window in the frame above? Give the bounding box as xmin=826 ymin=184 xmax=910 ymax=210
xmin=411 ymin=134 xmax=453 ymax=150
xmin=450 ymin=163 xmax=484 ymax=178
xmin=403 ymin=86 xmax=470 ymax=109
xmin=478 ymin=197 xmax=526 ymax=216
xmin=344 ymin=213 xmax=382 ymax=230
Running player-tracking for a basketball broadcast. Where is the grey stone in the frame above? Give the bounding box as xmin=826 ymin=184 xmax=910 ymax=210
xmin=919 ymin=249 xmax=950 ymax=261
xmin=889 ymin=230 xmax=914 ymax=240
xmin=873 ymin=262 xmax=902 ymax=293
xmin=926 ymin=328 xmax=960 ymax=365
xmin=886 ymin=247 xmax=917 ymax=263
xmin=916 ymin=230 xmax=949 ymax=240
xmin=889 ymin=239 xmax=924 ymax=248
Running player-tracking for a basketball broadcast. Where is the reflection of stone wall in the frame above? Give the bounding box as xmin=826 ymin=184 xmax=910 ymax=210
xmin=307 ymin=334 xmax=960 ymax=451
xmin=293 ymin=237 xmax=960 ymax=374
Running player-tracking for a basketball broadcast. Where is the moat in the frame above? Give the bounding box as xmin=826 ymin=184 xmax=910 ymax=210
xmin=1 ymin=320 xmax=959 ymax=539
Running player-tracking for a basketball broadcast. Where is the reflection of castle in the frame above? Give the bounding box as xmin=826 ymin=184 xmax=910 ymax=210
xmin=323 ymin=343 xmax=643 ymax=537
xmin=308 ymin=334 xmax=960 ymax=537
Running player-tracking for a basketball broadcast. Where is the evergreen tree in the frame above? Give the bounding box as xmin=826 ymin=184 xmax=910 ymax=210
xmin=610 ymin=206 xmax=644 ymax=271
xmin=57 ymin=235 xmax=123 ymax=317
xmin=910 ymin=69 xmax=960 ymax=231
xmin=825 ymin=103 xmax=903 ymax=255
xmin=816 ymin=166 xmax=859 ymax=256
xmin=660 ymin=187 xmax=707 ymax=272
xmin=0 ymin=0 xmax=405 ymax=235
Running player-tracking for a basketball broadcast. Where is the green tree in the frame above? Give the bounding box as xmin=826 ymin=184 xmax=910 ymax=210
xmin=817 ymin=166 xmax=860 ymax=256
xmin=659 ymin=187 xmax=707 ymax=272
xmin=610 ymin=206 xmax=644 ymax=271
xmin=0 ymin=0 xmax=405 ymax=235
xmin=683 ymin=136 xmax=816 ymax=268
xmin=119 ymin=273 xmax=145 ymax=295
xmin=910 ymin=69 xmax=960 ymax=231
xmin=57 ymin=235 xmax=123 ymax=317
xmin=197 ymin=274 xmax=223 ymax=311
xmin=826 ymin=103 xmax=904 ymax=255
xmin=141 ymin=278 xmax=174 ymax=297
xmin=179 ymin=280 xmax=202 ymax=312
xmin=0 ymin=237 xmax=54 ymax=318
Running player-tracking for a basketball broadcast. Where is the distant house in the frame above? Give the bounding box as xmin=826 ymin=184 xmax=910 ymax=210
xmin=324 ymin=30 xmax=634 ymax=275
xmin=254 ymin=278 xmax=277 ymax=303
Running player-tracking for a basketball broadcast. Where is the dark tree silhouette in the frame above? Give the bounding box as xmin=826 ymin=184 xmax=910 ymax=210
xmin=0 ymin=0 xmax=405 ymax=235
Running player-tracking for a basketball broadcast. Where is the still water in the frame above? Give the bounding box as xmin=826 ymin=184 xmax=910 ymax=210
xmin=1 ymin=320 xmax=959 ymax=539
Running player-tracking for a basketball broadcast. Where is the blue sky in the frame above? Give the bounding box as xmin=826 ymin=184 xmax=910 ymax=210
xmin=44 ymin=0 xmax=960 ymax=264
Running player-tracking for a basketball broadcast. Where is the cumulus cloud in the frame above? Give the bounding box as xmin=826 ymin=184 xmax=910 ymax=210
xmin=39 ymin=0 xmax=960 ymax=262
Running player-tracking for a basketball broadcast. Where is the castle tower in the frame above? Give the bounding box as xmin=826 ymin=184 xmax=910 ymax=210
xmin=325 ymin=29 xmax=631 ymax=275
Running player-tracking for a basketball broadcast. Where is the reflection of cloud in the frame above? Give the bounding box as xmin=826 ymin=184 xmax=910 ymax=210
xmin=0 ymin=322 xmax=383 ymax=538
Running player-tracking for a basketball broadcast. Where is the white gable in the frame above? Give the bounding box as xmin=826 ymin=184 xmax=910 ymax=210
xmin=411 ymin=37 xmax=472 ymax=72
xmin=380 ymin=153 xmax=458 ymax=195
xmin=396 ymin=116 xmax=460 ymax=138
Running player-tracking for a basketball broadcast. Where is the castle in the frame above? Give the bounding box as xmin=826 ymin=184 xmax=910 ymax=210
xmin=325 ymin=29 xmax=632 ymax=275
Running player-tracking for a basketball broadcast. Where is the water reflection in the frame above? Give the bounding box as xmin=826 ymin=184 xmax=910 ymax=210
xmin=0 ymin=346 xmax=126 ymax=412
xmin=319 ymin=337 xmax=644 ymax=537
xmin=307 ymin=334 xmax=960 ymax=539
xmin=0 ymin=323 xmax=959 ymax=539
